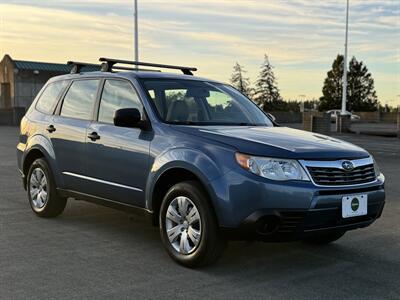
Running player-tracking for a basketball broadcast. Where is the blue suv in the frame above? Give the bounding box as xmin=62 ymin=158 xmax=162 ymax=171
xmin=17 ymin=58 xmax=385 ymax=267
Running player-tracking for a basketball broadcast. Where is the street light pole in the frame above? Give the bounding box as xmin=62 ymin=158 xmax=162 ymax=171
xmin=134 ymin=0 xmax=139 ymax=68
xmin=341 ymin=0 xmax=349 ymax=115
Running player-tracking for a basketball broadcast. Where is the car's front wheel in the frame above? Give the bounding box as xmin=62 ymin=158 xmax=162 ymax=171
xmin=159 ymin=181 xmax=225 ymax=267
xmin=27 ymin=158 xmax=67 ymax=218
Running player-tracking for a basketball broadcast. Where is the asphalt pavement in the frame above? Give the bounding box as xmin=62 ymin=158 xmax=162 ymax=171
xmin=1 ymin=126 xmax=399 ymax=299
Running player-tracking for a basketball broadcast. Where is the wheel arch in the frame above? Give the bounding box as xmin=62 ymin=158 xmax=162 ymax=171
xmin=145 ymin=147 xmax=227 ymax=226
xmin=148 ymin=166 xmax=218 ymax=226
xmin=22 ymin=141 xmax=62 ymax=189
xmin=22 ymin=148 xmax=46 ymax=188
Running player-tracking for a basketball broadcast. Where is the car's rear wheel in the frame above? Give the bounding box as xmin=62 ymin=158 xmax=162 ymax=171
xmin=303 ymin=231 xmax=345 ymax=245
xmin=27 ymin=158 xmax=67 ymax=218
xmin=159 ymin=180 xmax=225 ymax=267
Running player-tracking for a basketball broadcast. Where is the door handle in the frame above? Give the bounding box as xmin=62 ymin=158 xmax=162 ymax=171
xmin=87 ymin=132 xmax=100 ymax=141
xmin=46 ymin=125 xmax=56 ymax=133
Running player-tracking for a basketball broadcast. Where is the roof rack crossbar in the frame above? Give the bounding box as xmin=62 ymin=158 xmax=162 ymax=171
xmin=112 ymin=65 xmax=161 ymax=72
xmin=67 ymin=61 xmax=99 ymax=74
xmin=99 ymin=57 xmax=197 ymax=75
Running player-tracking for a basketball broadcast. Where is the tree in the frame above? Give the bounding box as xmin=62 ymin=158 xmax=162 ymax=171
xmin=230 ymin=62 xmax=253 ymax=97
xmin=254 ymin=54 xmax=283 ymax=111
xmin=347 ymin=57 xmax=378 ymax=111
xmin=319 ymin=54 xmax=378 ymax=112
xmin=319 ymin=54 xmax=344 ymax=111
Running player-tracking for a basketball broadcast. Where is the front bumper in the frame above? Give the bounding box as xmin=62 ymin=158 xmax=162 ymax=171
xmin=209 ymin=166 xmax=385 ymax=240
xmin=222 ymin=193 xmax=385 ymax=241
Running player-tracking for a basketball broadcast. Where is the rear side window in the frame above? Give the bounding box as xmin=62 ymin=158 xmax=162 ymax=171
xmin=36 ymin=81 xmax=67 ymax=114
xmin=61 ymin=79 xmax=100 ymax=120
xmin=98 ymin=80 xmax=143 ymax=124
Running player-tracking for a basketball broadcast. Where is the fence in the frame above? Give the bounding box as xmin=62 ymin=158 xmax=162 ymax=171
xmin=357 ymin=112 xmax=398 ymax=123
xmin=269 ymin=111 xmax=302 ymax=123
xmin=302 ymin=112 xmax=331 ymax=134
xmin=0 ymin=108 xmax=26 ymax=126
xmin=0 ymin=108 xmax=398 ymax=137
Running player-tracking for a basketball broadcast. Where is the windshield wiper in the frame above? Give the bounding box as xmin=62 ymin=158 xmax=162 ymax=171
xmin=169 ymin=121 xmax=199 ymax=125
xmin=237 ymin=122 xmax=256 ymax=126
xmin=169 ymin=121 xmax=262 ymax=126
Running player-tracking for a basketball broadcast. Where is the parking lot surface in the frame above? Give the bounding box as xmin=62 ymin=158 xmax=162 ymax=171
xmin=1 ymin=126 xmax=399 ymax=299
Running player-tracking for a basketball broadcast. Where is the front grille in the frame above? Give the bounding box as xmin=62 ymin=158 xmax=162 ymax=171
xmin=307 ymin=163 xmax=376 ymax=186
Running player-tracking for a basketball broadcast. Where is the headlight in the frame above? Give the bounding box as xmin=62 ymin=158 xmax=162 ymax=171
xmin=235 ymin=153 xmax=310 ymax=181
xmin=372 ymin=156 xmax=381 ymax=176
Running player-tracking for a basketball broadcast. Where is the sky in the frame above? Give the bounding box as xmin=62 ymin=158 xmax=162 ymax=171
xmin=0 ymin=0 xmax=399 ymax=105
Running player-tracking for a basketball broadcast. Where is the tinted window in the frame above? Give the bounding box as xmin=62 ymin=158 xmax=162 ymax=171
xmin=61 ymin=80 xmax=100 ymax=120
xmin=98 ymin=80 xmax=142 ymax=124
xmin=36 ymin=81 xmax=67 ymax=114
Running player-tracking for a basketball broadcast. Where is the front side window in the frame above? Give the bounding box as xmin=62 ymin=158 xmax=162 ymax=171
xmin=36 ymin=81 xmax=67 ymax=114
xmin=140 ymin=79 xmax=273 ymax=126
xmin=98 ymin=80 xmax=142 ymax=124
xmin=60 ymin=79 xmax=100 ymax=120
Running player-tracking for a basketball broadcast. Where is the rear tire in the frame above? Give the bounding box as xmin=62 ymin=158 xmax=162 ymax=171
xmin=303 ymin=231 xmax=345 ymax=245
xmin=27 ymin=158 xmax=67 ymax=218
xmin=159 ymin=180 xmax=225 ymax=267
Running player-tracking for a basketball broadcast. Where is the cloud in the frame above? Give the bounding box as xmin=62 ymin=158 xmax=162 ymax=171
xmin=0 ymin=0 xmax=398 ymax=103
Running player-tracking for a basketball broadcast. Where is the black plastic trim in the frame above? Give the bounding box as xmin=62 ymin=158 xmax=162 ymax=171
xmin=57 ymin=188 xmax=153 ymax=219
xmin=316 ymin=184 xmax=384 ymax=196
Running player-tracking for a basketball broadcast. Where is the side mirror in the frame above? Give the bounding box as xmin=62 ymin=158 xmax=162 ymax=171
xmin=114 ymin=108 xmax=143 ymax=128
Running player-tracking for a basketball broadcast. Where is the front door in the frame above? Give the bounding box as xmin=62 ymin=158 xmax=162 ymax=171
xmin=84 ymin=79 xmax=151 ymax=207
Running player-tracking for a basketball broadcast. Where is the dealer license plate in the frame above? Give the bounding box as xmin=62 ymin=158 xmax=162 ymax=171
xmin=342 ymin=194 xmax=368 ymax=218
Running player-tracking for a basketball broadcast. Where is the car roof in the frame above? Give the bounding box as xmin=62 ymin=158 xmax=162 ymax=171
xmin=48 ymin=70 xmax=224 ymax=85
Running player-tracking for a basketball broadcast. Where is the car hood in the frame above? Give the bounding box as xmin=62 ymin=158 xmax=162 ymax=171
xmin=173 ymin=126 xmax=369 ymax=160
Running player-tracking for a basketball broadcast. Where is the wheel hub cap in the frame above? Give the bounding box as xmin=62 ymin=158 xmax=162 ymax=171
xmin=165 ymin=196 xmax=202 ymax=255
xmin=29 ymin=168 xmax=48 ymax=209
xmin=183 ymin=220 xmax=189 ymax=229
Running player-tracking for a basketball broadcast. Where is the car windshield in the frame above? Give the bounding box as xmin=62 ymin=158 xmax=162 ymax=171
xmin=140 ymin=79 xmax=273 ymax=126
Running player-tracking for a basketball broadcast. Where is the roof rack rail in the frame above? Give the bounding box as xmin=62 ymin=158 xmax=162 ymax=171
xmin=99 ymin=57 xmax=197 ymax=75
xmin=67 ymin=61 xmax=99 ymax=74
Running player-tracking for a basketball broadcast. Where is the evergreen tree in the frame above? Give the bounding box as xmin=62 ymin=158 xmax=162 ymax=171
xmin=254 ymin=54 xmax=283 ymax=110
xmin=319 ymin=55 xmax=378 ymax=111
xmin=230 ymin=62 xmax=252 ymax=97
xmin=347 ymin=57 xmax=378 ymax=111
xmin=319 ymin=54 xmax=344 ymax=111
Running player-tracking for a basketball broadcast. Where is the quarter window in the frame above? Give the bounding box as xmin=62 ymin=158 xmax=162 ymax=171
xmin=36 ymin=81 xmax=67 ymax=114
xmin=98 ymin=80 xmax=142 ymax=124
xmin=61 ymin=80 xmax=100 ymax=120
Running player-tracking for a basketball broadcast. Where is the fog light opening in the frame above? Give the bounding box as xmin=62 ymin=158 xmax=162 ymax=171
xmin=255 ymin=216 xmax=280 ymax=235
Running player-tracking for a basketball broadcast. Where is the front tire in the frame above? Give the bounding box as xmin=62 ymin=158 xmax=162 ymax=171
xmin=27 ymin=158 xmax=67 ymax=218
xmin=303 ymin=231 xmax=345 ymax=245
xmin=159 ymin=181 xmax=225 ymax=267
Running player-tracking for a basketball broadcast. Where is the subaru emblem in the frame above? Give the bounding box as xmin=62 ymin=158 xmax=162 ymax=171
xmin=342 ymin=161 xmax=354 ymax=171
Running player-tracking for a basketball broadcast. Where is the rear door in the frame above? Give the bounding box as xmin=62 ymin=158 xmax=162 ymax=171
xmin=84 ymin=79 xmax=151 ymax=207
xmin=50 ymin=79 xmax=101 ymax=191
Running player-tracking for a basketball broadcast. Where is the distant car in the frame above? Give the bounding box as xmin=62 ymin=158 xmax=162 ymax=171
xmin=327 ymin=109 xmax=361 ymax=122
xmin=17 ymin=58 xmax=385 ymax=267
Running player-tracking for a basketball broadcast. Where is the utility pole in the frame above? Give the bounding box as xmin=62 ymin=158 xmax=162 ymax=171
xmin=341 ymin=0 xmax=349 ymax=115
xmin=134 ymin=0 xmax=139 ymax=68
